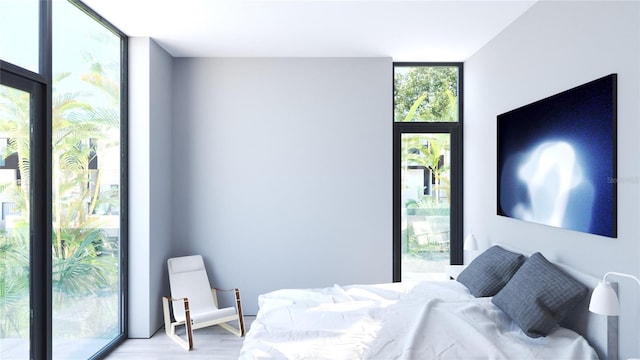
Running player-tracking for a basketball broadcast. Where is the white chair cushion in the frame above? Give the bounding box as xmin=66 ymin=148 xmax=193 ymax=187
xmin=168 ymin=255 xmax=206 ymax=274
xmin=190 ymin=307 xmax=237 ymax=324
xmin=168 ymin=255 xmax=219 ymax=322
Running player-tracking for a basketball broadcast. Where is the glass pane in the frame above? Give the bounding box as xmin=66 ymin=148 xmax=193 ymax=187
xmin=0 ymin=84 xmax=31 ymax=359
xmin=0 ymin=0 xmax=39 ymax=73
xmin=400 ymin=133 xmax=450 ymax=281
xmin=394 ymin=66 xmax=459 ymax=122
xmin=52 ymin=1 xmax=121 ymax=358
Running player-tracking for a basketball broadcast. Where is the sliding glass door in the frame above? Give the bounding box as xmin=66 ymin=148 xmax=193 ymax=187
xmin=0 ymin=73 xmax=37 ymax=360
xmin=399 ymin=132 xmax=452 ymax=280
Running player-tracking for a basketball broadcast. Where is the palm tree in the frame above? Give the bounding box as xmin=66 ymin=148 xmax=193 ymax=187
xmin=0 ymin=61 xmax=120 ymax=338
xmin=0 ymin=85 xmax=31 ymax=337
xmin=401 ymin=93 xmax=452 ymax=205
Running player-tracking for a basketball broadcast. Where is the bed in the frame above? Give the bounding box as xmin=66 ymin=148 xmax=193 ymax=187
xmin=239 ymin=246 xmax=614 ymax=360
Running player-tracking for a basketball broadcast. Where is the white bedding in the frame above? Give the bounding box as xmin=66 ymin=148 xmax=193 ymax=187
xmin=239 ymin=281 xmax=599 ymax=360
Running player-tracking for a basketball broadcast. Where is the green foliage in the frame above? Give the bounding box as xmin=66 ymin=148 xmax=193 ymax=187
xmin=0 ymin=235 xmax=29 ymax=337
xmin=397 ymin=68 xmax=455 ymax=202
xmin=50 ymin=68 xmax=120 ymax=312
xmin=394 ymin=66 xmax=458 ymax=122
xmin=0 ymin=53 xmax=120 ymax=338
xmin=406 ymin=196 xmax=444 ymax=210
xmin=52 ymin=226 xmax=113 ymax=293
xmin=401 ymin=133 xmax=451 ymax=205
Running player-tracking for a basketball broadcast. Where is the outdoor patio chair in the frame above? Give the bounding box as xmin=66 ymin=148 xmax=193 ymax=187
xmin=411 ymin=220 xmax=450 ymax=252
xmin=162 ymin=255 xmax=245 ymax=350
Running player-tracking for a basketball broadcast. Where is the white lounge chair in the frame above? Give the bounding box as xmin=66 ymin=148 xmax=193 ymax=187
xmin=411 ymin=219 xmax=450 ymax=252
xmin=162 ymin=255 xmax=245 ymax=350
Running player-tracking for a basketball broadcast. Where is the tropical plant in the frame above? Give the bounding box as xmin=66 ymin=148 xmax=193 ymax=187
xmin=50 ymin=65 xmax=120 ymax=339
xmin=0 ymin=234 xmax=29 ymax=337
xmin=0 ymin=60 xmax=120 ymax=338
xmin=403 ymin=134 xmax=451 ymax=204
xmin=0 ymin=85 xmax=32 ymax=337
xmin=394 ymin=66 xmax=458 ymax=122
xmin=399 ymin=91 xmax=452 ymax=206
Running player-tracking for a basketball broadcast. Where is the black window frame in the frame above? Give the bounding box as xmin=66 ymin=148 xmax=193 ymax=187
xmin=392 ymin=62 xmax=464 ymax=282
xmin=0 ymin=1 xmax=128 ymax=359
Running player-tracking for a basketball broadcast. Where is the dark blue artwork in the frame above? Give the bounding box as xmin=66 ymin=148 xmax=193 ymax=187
xmin=497 ymin=74 xmax=617 ymax=238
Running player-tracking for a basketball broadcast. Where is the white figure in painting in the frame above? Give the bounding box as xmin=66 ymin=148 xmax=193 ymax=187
xmin=501 ymin=140 xmax=595 ymax=232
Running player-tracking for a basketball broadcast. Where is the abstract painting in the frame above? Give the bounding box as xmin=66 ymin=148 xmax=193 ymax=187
xmin=497 ymin=74 xmax=617 ymax=238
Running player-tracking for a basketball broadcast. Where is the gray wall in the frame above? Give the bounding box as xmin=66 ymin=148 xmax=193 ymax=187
xmin=464 ymin=1 xmax=640 ymax=358
xmin=128 ymin=37 xmax=174 ymax=338
xmin=171 ymin=57 xmax=393 ymax=314
xmin=128 ymin=3 xmax=640 ymax=352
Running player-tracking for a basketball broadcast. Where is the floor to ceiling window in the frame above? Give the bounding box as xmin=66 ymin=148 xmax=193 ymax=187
xmin=0 ymin=1 xmax=127 ymax=359
xmin=393 ymin=63 xmax=463 ymax=282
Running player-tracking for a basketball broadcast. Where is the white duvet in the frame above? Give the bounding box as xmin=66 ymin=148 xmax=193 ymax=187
xmin=239 ymin=281 xmax=599 ymax=360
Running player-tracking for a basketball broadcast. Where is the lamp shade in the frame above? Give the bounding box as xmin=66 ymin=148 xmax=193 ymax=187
xmin=463 ymin=232 xmax=478 ymax=251
xmin=588 ymin=281 xmax=620 ymax=316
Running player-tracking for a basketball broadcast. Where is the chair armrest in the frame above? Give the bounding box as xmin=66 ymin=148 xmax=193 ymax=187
xmin=212 ymin=287 xmax=237 ymax=292
xmin=163 ymin=296 xmax=192 ymax=320
xmin=162 ymin=296 xmax=194 ymax=350
xmin=210 ymin=288 xmax=245 ymax=336
xmin=163 ymin=297 xmax=194 ymax=337
xmin=164 ymin=296 xmax=189 ymax=302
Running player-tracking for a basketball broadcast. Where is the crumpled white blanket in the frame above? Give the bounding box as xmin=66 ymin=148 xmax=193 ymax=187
xmin=239 ymin=281 xmax=598 ymax=360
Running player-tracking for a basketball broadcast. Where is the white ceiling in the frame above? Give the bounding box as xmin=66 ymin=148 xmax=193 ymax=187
xmin=81 ymin=0 xmax=537 ymax=61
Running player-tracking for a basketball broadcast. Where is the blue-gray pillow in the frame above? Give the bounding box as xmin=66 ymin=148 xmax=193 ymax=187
xmin=456 ymin=245 xmax=525 ymax=297
xmin=491 ymin=252 xmax=588 ymax=338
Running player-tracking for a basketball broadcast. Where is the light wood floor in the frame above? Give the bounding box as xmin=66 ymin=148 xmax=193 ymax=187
xmin=105 ymin=317 xmax=255 ymax=359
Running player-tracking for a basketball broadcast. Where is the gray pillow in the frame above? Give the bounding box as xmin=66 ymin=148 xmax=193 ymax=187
xmin=491 ymin=252 xmax=588 ymax=338
xmin=456 ymin=245 xmax=525 ymax=297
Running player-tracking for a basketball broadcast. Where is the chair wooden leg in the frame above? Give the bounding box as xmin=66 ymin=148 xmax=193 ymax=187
xmin=215 ymin=288 xmax=245 ymax=336
xmin=235 ymin=288 xmax=246 ymax=336
xmin=162 ymin=296 xmax=172 ymax=337
xmin=162 ymin=296 xmax=194 ymax=351
xmin=184 ymin=298 xmax=194 ymax=349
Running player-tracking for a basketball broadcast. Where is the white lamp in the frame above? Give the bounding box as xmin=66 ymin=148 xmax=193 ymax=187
xmin=463 ymin=232 xmax=478 ymax=251
xmin=589 ymin=271 xmax=640 ymax=316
